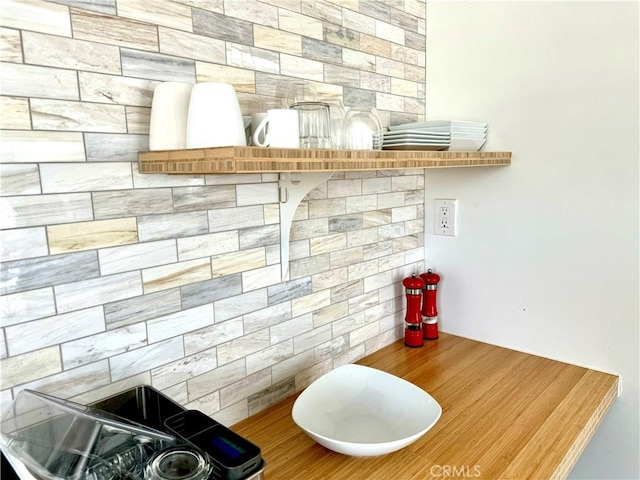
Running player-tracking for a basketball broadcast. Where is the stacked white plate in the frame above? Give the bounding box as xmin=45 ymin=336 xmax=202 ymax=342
xmin=386 ymin=120 xmax=487 ymax=151
xmin=382 ymin=129 xmax=450 ymax=151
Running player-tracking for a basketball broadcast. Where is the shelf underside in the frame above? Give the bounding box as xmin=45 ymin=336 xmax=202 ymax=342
xmin=138 ymin=146 xmax=511 ymax=174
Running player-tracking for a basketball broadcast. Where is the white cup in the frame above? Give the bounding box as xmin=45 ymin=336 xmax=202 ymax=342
xmin=251 ymin=112 xmax=267 ymax=146
xmin=186 ymin=82 xmax=247 ymax=148
xmin=252 ymin=109 xmax=300 ymax=148
xmin=149 ymin=82 xmax=193 ymax=150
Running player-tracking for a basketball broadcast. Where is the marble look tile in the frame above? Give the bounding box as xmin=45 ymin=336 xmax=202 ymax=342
xmin=196 ymin=62 xmax=255 ymax=93
xmin=405 ymin=96 xmax=425 ymax=115
xmin=143 ymin=258 xmax=211 ymax=294
xmin=238 ymin=224 xmax=279 ymax=249
xmin=348 ymin=290 xmax=379 ymax=315
xmin=181 ymin=274 xmax=242 ymax=309
xmin=289 ymin=253 xmax=330 ymax=279
xmin=392 ymin=234 xmax=420 ymax=253
xmin=314 ymin=334 xmax=349 ymax=363
xmin=392 ymin=205 xmax=418 ymax=223
xmin=1 ymin=131 xmax=85 ymax=163
xmin=0 ymin=346 xmax=60 ymax=389
xmin=346 ymin=226 xmax=379 ymax=248
xmin=359 ymin=71 xmax=391 ymax=93
xmin=1 ymin=96 xmax=30 ymax=130
xmin=151 ymin=347 xmax=218 ymax=390
xmin=50 ymin=0 xmax=116 ymax=15
xmin=391 ymin=77 xmax=419 ymax=97
xmin=390 ymin=6 xmax=419 ymax=32
xmin=2 ymin=0 xmax=71 ymax=36
xmin=360 ymin=33 xmax=391 ymax=57
xmin=270 ymin=314 xmax=313 ymax=344
xmin=246 ymin=340 xmax=293 ymax=374
xmin=125 ymin=106 xmax=150 ymax=134
xmin=390 ymin=111 xmax=419 ymax=125
xmin=185 ymin=390 xmax=220 ymax=416
xmin=375 ymin=19 xmax=405 ymax=45
xmin=312 ymin=267 xmax=348 ymax=292
xmin=404 ymin=246 xmax=424 ymax=264
xmin=0 ymin=287 xmax=54 ymax=327
xmin=405 ymin=218 xmax=424 ymax=236
xmin=138 ymin=211 xmax=208 ymax=242
xmin=212 ymin=398 xmax=248 ymax=427
xmin=307 ymin=198 xmax=345 ymax=218
xmin=331 ymin=279 xmax=364 ymax=304
xmin=31 ymin=99 xmax=126 ymax=133
xmin=133 ymin=164 xmax=203 ymax=188
xmin=404 ymin=63 xmax=425 ymax=83
xmin=243 ymin=302 xmax=291 ymax=334
xmin=214 ymin=289 xmax=268 ymax=322
xmin=93 ymin=189 xmax=173 ymax=220
xmin=174 ymin=0 xmax=223 ymax=11
xmin=404 ymin=0 xmax=426 ymax=18
xmin=360 ymin=0 xmax=390 ymax=21
xmin=378 ymin=251 xmax=406 ymax=272
xmin=323 ymin=23 xmax=360 ymax=50
xmin=211 ymin=247 xmax=266 ymax=278
xmin=105 ymin=288 xmax=181 ymax=329
xmin=84 ymin=132 xmax=148 ymax=162
xmin=301 ymin=0 xmax=342 ymax=25
xmin=148 ymin=304 xmax=213 ymax=343
xmin=376 ymin=92 xmax=405 ymax=112
xmin=23 ymin=31 xmax=121 ymax=74
xmin=48 ymin=218 xmax=138 ymax=255
xmin=264 ymin=204 xmax=280 ymax=224
xmin=1 ymin=62 xmax=78 ymax=100
xmin=159 ymin=26 xmax=225 ymax=64
xmin=362 ymin=176 xmax=391 ymax=194
xmin=343 ymin=86 xmax=376 ymax=108
xmin=61 ymin=322 xmax=146 ymax=369
xmin=266 ymin=276 xmax=312 ymax=305
xmin=99 ymin=239 xmax=177 ymax=275
xmin=405 ymin=30 xmax=426 ymax=52
xmin=118 ymin=0 xmax=192 ymax=31
xmin=110 ymin=336 xmax=184 ymax=381
xmin=378 ymin=223 xmax=405 ymax=242
xmin=346 ymin=194 xmax=378 ymax=213
xmin=391 ymin=43 xmax=423 ymax=66
xmin=254 ymin=25 xmax=302 ymax=55
xmin=248 ymin=377 xmax=295 ymax=416
xmin=363 ymin=241 xmax=393 ymax=261
xmin=293 ymin=356 xmax=331 ymax=390
xmin=418 ymin=17 xmax=426 ymax=35
xmin=290 ymin=218 xmax=329 ymax=241
xmin=332 ymin=343 xmax=365 ymax=368
xmin=329 ymin=246 xmax=364 ymax=270
xmin=224 ymin=0 xmax=278 ymax=28
xmin=300 ymin=36 xmax=340 ymax=66
xmin=192 ymin=8 xmax=253 ymax=44
xmin=69 ymin=371 xmax=151 ymax=406
xmin=342 ymin=8 xmax=376 ymax=36
xmin=242 ymin=264 xmax=281 ymax=292
xmin=272 ymin=349 xmax=314 ymax=384
xmin=55 ymin=271 xmax=142 ymax=313
xmin=365 ymin=327 xmax=401 ymax=355
xmin=376 ymin=56 xmax=405 ymax=79
xmin=0 ymin=164 xmax=40 ymax=196
xmin=177 ymin=231 xmax=238 ymax=262
xmin=79 ymin=72 xmax=156 ymax=106
xmin=289 ymin=239 xmax=309 ymax=261
xmin=265 ymin=244 xmax=280 ymax=266
xmin=328 ymin=214 xmax=364 ymax=233
xmin=342 ymin=48 xmax=376 ymax=72
xmin=323 ymin=64 xmax=360 ymax=88
xmin=1 ymin=27 xmax=23 ymax=62
xmin=377 ymin=192 xmax=405 ymax=209
xmin=291 ymin=289 xmax=331 ymax=317
xmin=346 ymin=258 xmax=379 ymax=282
xmin=391 ymin=174 xmax=419 ymax=191
xmin=363 ymin=210 xmax=392 ymax=228
xmin=16 ymin=360 xmax=111 ymax=399
xmin=280 ymin=10 xmax=323 ymax=40
xmin=293 ymin=324 xmax=331 ymax=354
xmin=217 ymin=329 xmax=270 ymax=366
xmin=280 ymin=53 xmax=323 ymax=82
xmin=309 ymin=233 xmax=346 ymax=256
xmin=226 ymin=43 xmax=280 ymax=74
xmin=183 ymin=318 xmax=244 ymax=356
xmin=328 ymin=178 xmax=362 ymax=198
xmin=236 ymin=183 xmax=278 ymax=206
xmin=220 ymin=367 xmax=271 ymax=409
xmin=1 ymin=250 xmax=98 ymax=296
xmin=40 ymin=162 xmax=132 ymax=193
xmin=121 ymin=48 xmax=195 ymax=83
xmin=173 ymin=185 xmax=236 ymax=212
xmin=71 ymin=8 xmax=158 ymax=52
xmin=0 ymin=194 xmax=92 ymax=232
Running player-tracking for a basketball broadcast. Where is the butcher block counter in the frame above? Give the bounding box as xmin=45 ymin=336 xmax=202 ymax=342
xmin=233 ymin=333 xmax=618 ymax=480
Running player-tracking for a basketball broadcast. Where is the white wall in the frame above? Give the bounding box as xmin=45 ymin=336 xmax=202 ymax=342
xmin=424 ymin=2 xmax=639 ymax=479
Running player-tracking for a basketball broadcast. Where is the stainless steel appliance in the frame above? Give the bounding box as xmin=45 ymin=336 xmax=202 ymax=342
xmin=0 ymin=387 xmax=264 ymax=480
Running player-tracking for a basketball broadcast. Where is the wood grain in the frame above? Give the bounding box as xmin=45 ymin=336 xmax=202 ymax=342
xmin=232 ymin=333 xmax=618 ymax=480
xmin=138 ymin=147 xmax=512 ymax=174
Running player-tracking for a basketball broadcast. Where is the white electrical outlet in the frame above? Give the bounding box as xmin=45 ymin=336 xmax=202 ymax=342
xmin=434 ymin=199 xmax=457 ymax=236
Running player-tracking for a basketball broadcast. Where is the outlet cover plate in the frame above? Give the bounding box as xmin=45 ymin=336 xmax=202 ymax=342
xmin=435 ymin=198 xmax=457 ymax=236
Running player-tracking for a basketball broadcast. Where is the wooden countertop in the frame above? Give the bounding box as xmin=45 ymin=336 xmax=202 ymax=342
xmin=233 ymin=333 xmax=618 ymax=480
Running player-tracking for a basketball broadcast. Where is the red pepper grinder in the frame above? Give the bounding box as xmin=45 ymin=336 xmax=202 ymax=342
xmin=403 ymin=274 xmax=425 ymax=348
xmin=420 ymin=269 xmax=441 ymax=340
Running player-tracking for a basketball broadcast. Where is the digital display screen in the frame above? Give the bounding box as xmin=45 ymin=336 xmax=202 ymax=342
xmin=212 ymin=436 xmax=246 ymax=459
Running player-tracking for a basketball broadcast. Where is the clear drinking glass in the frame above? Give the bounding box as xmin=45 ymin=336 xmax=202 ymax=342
xmin=341 ymin=107 xmax=384 ymax=150
xmin=283 ymin=80 xmax=318 ymax=108
xmin=291 ymin=101 xmax=332 ymax=149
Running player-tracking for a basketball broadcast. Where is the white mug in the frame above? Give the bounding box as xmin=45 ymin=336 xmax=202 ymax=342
xmin=149 ymin=82 xmax=193 ymax=150
xmin=252 ymin=109 xmax=299 ymax=148
xmin=186 ymin=82 xmax=247 ymax=148
xmin=251 ymin=112 xmax=267 ymax=146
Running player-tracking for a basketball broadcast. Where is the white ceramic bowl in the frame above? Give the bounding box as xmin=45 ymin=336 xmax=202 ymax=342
xmin=292 ymin=364 xmax=442 ymax=456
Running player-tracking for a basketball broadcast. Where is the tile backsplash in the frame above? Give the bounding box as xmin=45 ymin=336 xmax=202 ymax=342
xmin=0 ymin=0 xmax=425 ymax=424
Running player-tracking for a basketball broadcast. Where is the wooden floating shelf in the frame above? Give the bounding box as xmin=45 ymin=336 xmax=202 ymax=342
xmin=138 ymin=146 xmax=511 ymax=174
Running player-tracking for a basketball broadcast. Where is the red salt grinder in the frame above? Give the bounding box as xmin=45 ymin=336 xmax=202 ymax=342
xmin=403 ymin=274 xmax=425 ymax=348
xmin=420 ymin=269 xmax=441 ymax=340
